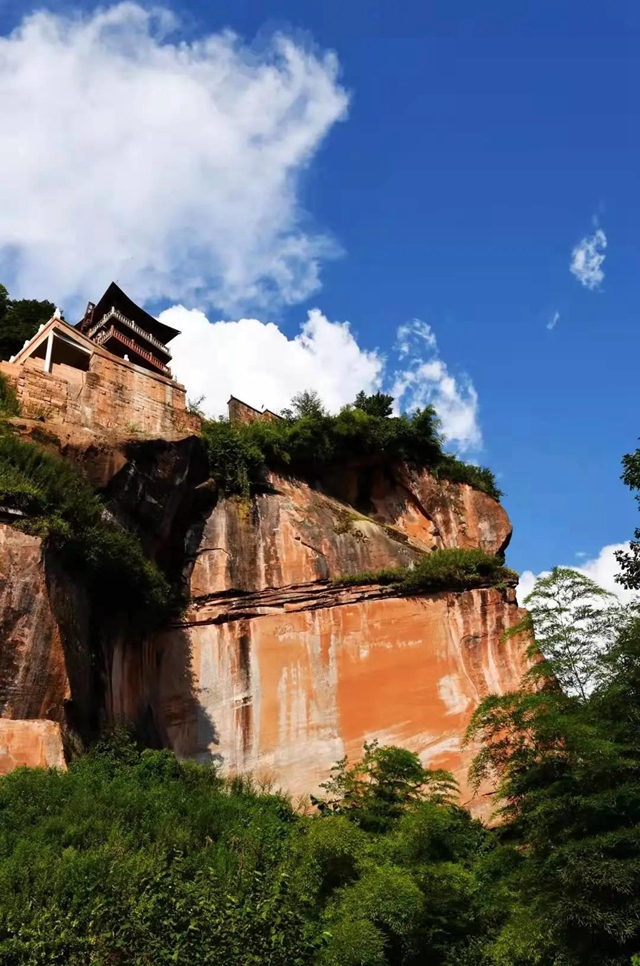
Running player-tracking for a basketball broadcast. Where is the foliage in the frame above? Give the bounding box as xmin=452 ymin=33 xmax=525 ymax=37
xmin=0 ymin=372 xmax=19 ymax=417
xmin=0 ymin=737 xmax=316 ymax=966
xmin=334 ymin=547 xmax=516 ymax=595
xmin=353 ymin=390 xmax=395 ymax=418
xmin=615 ymin=443 xmax=640 ymax=590
xmin=281 ymin=389 xmax=328 ymax=421
xmin=0 ymin=736 xmax=491 ymax=966
xmin=313 ymin=740 xmax=458 ymax=833
xmin=505 ymin=566 xmax=624 ymax=699
xmin=466 ymin=567 xmax=640 ymax=966
xmin=187 ymin=393 xmax=206 ymax=417
xmin=201 ymin=417 xmax=267 ymax=498
xmin=0 ymin=431 xmax=171 ymax=621
xmin=201 ymin=395 xmax=502 ymax=501
xmin=0 ymin=283 xmax=56 ymax=361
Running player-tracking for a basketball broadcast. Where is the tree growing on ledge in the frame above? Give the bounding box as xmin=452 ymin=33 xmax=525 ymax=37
xmin=0 ymin=283 xmax=56 ymax=361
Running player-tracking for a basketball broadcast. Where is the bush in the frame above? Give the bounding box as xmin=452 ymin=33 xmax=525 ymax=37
xmin=0 ymin=432 xmax=171 ymax=621
xmin=333 ymin=547 xmax=516 ymax=595
xmin=0 ymin=371 xmax=19 ymax=417
xmin=0 ymin=737 xmax=492 ymax=966
xmin=201 ymin=403 xmax=502 ymax=502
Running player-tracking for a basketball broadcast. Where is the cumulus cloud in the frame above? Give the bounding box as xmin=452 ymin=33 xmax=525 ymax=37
xmin=570 ymin=228 xmax=607 ymax=290
xmin=517 ymin=543 xmax=636 ymax=606
xmin=166 ymin=307 xmax=483 ymax=453
xmin=0 ymin=3 xmax=348 ymax=314
xmin=165 ymin=305 xmax=383 ymax=417
xmin=391 ymin=319 xmax=481 ymax=453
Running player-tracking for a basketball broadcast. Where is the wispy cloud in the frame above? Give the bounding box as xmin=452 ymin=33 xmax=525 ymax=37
xmin=391 ymin=319 xmax=481 ymax=453
xmin=0 ymin=4 xmax=348 ymax=315
xmin=570 ymin=227 xmax=607 ymax=291
xmin=547 ymin=310 xmax=560 ymax=331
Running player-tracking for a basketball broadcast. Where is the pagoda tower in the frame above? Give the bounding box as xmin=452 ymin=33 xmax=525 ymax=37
xmin=79 ymin=282 xmax=178 ymax=376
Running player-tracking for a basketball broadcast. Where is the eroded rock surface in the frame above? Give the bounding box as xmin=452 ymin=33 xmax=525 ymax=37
xmin=0 ymin=720 xmax=65 ymax=774
xmin=151 ymin=467 xmax=526 ymax=815
xmin=0 ymin=526 xmax=70 ymax=720
xmin=0 ymin=440 xmax=527 ymax=815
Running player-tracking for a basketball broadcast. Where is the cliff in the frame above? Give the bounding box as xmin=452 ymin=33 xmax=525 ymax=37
xmin=0 ymin=421 xmax=528 ymax=814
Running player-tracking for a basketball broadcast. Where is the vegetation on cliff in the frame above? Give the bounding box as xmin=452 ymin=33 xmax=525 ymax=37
xmin=333 ymin=547 xmax=517 ymax=594
xmin=0 ymin=430 xmax=171 ymax=621
xmin=201 ymin=390 xmax=502 ymax=502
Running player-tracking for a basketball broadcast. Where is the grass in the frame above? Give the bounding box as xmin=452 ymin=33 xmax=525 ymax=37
xmin=0 ymin=371 xmax=19 ymax=417
xmin=333 ymin=547 xmax=518 ymax=595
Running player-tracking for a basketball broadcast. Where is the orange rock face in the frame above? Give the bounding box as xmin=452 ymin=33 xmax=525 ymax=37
xmin=151 ymin=467 xmax=526 ymax=815
xmin=0 ymin=433 xmax=527 ymax=815
xmin=0 ymin=526 xmax=70 ymax=721
xmin=157 ymin=584 xmax=526 ymax=814
xmin=0 ymin=720 xmax=65 ymax=774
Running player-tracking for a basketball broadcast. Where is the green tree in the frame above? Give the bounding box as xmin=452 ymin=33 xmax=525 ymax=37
xmin=353 ymin=391 xmax=394 ymax=418
xmin=281 ymin=389 xmax=327 ymax=421
xmin=313 ymin=741 xmax=457 ymax=833
xmin=615 ymin=444 xmax=640 ymax=590
xmin=0 ymin=286 xmax=56 ymax=361
xmin=468 ymin=570 xmax=640 ymax=966
xmin=507 ymin=566 xmax=622 ymax=700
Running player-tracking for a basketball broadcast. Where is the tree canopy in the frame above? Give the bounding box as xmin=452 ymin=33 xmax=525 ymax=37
xmin=0 ymin=283 xmax=56 ymax=361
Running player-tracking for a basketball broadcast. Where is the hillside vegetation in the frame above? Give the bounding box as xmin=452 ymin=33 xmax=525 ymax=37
xmin=2 ymin=440 xmax=640 ymax=964
xmin=333 ymin=547 xmax=517 ymax=594
xmin=0 ymin=427 xmax=171 ymax=624
xmin=201 ymin=390 xmax=502 ymax=501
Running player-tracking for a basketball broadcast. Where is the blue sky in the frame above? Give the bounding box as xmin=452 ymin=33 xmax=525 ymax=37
xmin=0 ymin=0 xmax=638 ymax=582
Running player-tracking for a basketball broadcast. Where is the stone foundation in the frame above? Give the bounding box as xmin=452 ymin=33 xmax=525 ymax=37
xmin=1 ymin=320 xmax=201 ymax=438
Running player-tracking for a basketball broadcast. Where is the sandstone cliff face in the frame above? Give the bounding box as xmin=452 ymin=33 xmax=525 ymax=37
xmin=0 ymin=432 xmax=527 ymax=816
xmin=152 ymin=466 xmax=526 ymax=814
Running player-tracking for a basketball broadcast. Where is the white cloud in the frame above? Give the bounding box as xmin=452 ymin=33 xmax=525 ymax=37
xmin=517 ymin=543 xmax=636 ymax=607
xmin=165 ymin=305 xmax=383 ymax=417
xmin=167 ymin=307 xmax=484 ymax=453
xmin=0 ymin=5 xmax=487 ymax=450
xmin=570 ymin=228 xmax=606 ymax=291
xmin=0 ymin=4 xmax=348 ymax=314
xmin=391 ymin=319 xmax=481 ymax=453
xmin=547 ymin=310 xmax=560 ymax=331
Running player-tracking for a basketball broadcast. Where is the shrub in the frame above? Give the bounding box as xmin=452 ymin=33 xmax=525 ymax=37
xmin=333 ymin=547 xmax=516 ymax=595
xmin=0 ymin=371 xmax=19 ymax=417
xmin=201 ymin=403 xmax=502 ymax=502
xmin=0 ymin=432 xmax=171 ymax=621
xmin=0 ymin=738 xmax=490 ymax=966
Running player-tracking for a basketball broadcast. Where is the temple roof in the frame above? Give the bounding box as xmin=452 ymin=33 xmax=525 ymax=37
xmin=90 ymin=282 xmax=180 ymax=346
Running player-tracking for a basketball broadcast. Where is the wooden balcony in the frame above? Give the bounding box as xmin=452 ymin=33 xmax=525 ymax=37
xmin=94 ymin=327 xmax=171 ymax=375
xmin=88 ymin=307 xmax=172 ymax=359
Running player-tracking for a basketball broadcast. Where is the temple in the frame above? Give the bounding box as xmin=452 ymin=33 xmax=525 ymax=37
xmin=0 ymin=282 xmax=200 ymax=438
xmin=78 ymin=282 xmax=179 ymax=376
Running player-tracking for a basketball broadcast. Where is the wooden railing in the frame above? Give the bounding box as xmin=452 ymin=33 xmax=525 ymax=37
xmin=94 ymin=327 xmax=171 ymax=375
xmin=87 ymin=307 xmax=172 ymax=359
